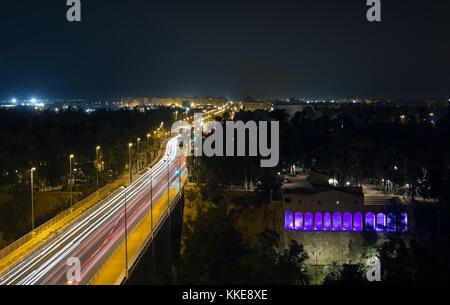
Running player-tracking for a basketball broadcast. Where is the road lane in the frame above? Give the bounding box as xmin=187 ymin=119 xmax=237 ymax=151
xmin=0 ymin=136 xmax=186 ymax=285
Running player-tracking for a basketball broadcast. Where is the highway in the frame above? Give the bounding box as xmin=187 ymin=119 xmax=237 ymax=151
xmin=0 ymin=136 xmax=186 ymax=285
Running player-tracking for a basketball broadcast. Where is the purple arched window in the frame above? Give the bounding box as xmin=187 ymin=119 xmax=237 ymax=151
xmin=365 ymin=212 xmax=375 ymax=231
xmin=353 ymin=212 xmax=363 ymax=232
xmin=332 ymin=212 xmax=341 ymax=231
xmin=294 ymin=212 xmax=303 ymax=231
xmin=314 ymin=212 xmax=323 ymax=231
xmin=400 ymin=213 xmax=408 ymax=232
xmin=304 ymin=213 xmax=313 ymax=231
xmin=387 ymin=213 xmax=396 ymax=232
xmin=285 ymin=211 xmax=293 ymax=230
xmin=343 ymin=212 xmax=352 ymax=232
xmin=324 ymin=212 xmax=332 ymax=231
xmin=376 ymin=213 xmax=386 ymax=232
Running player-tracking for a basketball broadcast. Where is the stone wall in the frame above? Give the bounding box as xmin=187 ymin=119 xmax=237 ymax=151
xmin=281 ymin=230 xmax=367 ymax=265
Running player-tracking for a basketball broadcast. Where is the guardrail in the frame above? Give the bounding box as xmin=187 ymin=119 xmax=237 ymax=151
xmin=0 ymin=173 xmax=126 ymax=261
xmin=0 ymin=140 xmax=167 ymax=262
xmin=88 ymin=183 xmax=185 ymax=285
xmin=125 ymin=187 xmax=184 ymax=282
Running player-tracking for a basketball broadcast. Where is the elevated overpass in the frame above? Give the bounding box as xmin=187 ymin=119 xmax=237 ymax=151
xmin=0 ymin=136 xmax=187 ymax=285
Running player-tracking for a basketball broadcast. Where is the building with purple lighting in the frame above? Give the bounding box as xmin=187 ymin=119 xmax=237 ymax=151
xmin=273 ymin=170 xmax=412 ymax=264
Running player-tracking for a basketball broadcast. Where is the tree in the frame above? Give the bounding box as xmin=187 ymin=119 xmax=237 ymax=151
xmin=324 ymin=260 xmax=342 ymax=281
xmin=378 ymin=236 xmax=415 ymax=283
xmin=179 ymin=206 xmax=246 ymax=284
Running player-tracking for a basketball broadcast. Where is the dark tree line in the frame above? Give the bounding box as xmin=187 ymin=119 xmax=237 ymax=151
xmin=185 ymin=103 xmax=450 ymax=284
xmin=179 ymin=192 xmax=310 ymax=285
xmin=188 ymin=104 xmax=450 ymax=204
xmin=0 ymin=107 xmax=176 ymax=246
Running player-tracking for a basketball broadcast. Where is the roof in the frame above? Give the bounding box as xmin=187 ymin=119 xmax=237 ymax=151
xmin=283 ymin=186 xmax=363 ymax=196
xmin=281 ymin=173 xmax=363 ymax=195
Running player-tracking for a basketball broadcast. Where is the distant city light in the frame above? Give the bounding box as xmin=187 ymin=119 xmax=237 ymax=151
xmin=328 ymin=178 xmax=338 ymax=186
xmin=12 ymin=98 xmax=17 ymax=103
xmin=31 ymin=98 xmax=36 ymax=103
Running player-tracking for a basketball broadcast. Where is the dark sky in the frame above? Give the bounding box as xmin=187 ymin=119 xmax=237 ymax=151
xmin=0 ymin=0 xmax=448 ymax=100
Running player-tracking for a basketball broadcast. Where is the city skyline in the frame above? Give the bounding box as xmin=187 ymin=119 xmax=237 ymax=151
xmin=1 ymin=0 xmax=449 ymax=292
xmin=0 ymin=0 xmax=448 ymax=100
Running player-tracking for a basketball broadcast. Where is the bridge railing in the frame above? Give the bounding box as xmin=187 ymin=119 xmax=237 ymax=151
xmin=0 ymin=140 xmax=167 ymax=262
xmin=88 ymin=185 xmax=185 ymax=285
xmin=0 ymin=173 xmax=128 ymax=261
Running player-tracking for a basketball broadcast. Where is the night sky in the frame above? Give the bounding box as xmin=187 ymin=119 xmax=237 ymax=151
xmin=0 ymin=0 xmax=448 ymax=100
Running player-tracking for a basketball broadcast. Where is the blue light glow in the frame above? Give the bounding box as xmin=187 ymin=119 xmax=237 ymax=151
xmin=376 ymin=213 xmax=386 ymax=232
xmin=284 ymin=211 xmax=407 ymax=233
xmin=400 ymin=213 xmax=408 ymax=232
xmin=353 ymin=212 xmax=363 ymax=232
xmin=304 ymin=213 xmax=313 ymax=231
xmin=387 ymin=213 xmax=396 ymax=232
xmin=332 ymin=212 xmax=341 ymax=231
xmin=324 ymin=212 xmax=331 ymax=231
xmin=285 ymin=211 xmax=293 ymax=230
xmin=343 ymin=212 xmax=352 ymax=232
xmin=294 ymin=212 xmax=303 ymax=231
xmin=314 ymin=212 xmax=322 ymax=231
xmin=365 ymin=212 xmax=375 ymax=231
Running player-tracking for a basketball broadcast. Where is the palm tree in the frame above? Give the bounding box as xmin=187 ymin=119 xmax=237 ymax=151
xmin=364 ymin=246 xmax=379 ymax=258
xmin=324 ymin=260 xmax=342 ymax=281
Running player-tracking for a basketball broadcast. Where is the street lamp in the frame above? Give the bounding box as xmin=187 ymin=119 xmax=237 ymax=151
xmin=313 ymin=251 xmax=321 ymax=285
xmin=128 ymin=143 xmax=133 ymax=183
xmin=149 ymin=166 xmax=156 ymax=283
xmin=163 ymin=155 xmax=174 ymax=275
xmin=149 ymin=166 xmax=153 ymax=234
xmin=164 ymin=155 xmax=170 ymax=207
xmin=96 ymin=146 xmax=101 ymax=193
xmin=121 ymin=185 xmax=129 ymax=279
xmin=137 ymin=138 xmax=141 ymax=172
xmin=30 ymin=167 xmax=36 ymax=233
xmin=147 ymin=134 xmax=151 ymax=165
xmin=69 ymin=154 xmax=74 ymax=211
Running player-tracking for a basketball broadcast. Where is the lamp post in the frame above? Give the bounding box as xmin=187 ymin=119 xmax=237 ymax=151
xmin=69 ymin=154 xmax=74 ymax=211
xmin=147 ymin=134 xmax=151 ymax=165
xmin=30 ymin=167 xmax=36 ymax=233
xmin=150 ymin=166 xmax=156 ymax=283
xmin=137 ymin=138 xmax=141 ymax=172
xmin=150 ymin=166 xmax=153 ymax=234
xmin=313 ymin=251 xmax=321 ymax=285
xmin=128 ymin=143 xmax=133 ymax=183
xmin=96 ymin=146 xmax=101 ymax=193
xmin=121 ymin=185 xmax=128 ymax=279
xmin=165 ymin=155 xmax=170 ymax=208
xmin=164 ymin=156 xmax=173 ymax=275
